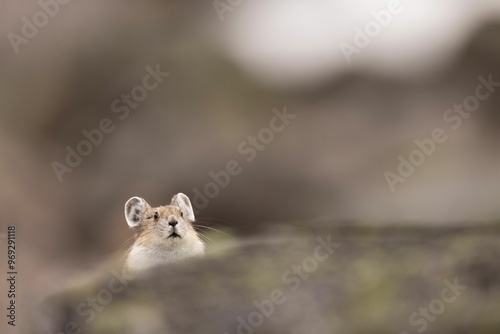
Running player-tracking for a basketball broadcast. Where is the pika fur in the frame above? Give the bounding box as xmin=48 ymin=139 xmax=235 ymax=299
xmin=123 ymin=193 xmax=204 ymax=275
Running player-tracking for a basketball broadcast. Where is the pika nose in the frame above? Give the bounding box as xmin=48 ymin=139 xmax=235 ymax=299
xmin=169 ymin=221 xmax=178 ymax=227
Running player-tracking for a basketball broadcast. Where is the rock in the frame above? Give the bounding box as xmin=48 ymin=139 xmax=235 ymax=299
xmin=30 ymin=222 xmax=500 ymax=334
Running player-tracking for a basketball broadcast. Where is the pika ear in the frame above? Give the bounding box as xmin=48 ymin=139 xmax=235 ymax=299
xmin=171 ymin=193 xmax=195 ymax=221
xmin=124 ymin=197 xmax=148 ymax=228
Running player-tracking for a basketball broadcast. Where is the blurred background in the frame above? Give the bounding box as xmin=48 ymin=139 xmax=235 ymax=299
xmin=1 ymin=0 xmax=500 ymax=332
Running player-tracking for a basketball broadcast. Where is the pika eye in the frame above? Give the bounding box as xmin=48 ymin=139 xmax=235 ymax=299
xmin=180 ymin=211 xmax=184 ymax=218
xmin=154 ymin=212 xmax=159 ymax=221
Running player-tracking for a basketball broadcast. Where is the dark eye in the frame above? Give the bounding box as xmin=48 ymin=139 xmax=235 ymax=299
xmin=180 ymin=211 xmax=184 ymax=218
xmin=154 ymin=212 xmax=159 ymax=221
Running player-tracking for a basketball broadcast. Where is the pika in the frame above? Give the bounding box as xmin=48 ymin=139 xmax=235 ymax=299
xmin=123 ymin=193 xmax=204 ymax=275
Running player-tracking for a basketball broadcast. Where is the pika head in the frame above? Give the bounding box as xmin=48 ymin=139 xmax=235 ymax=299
xmin=124 ymin=193 xmax=204 ymax=274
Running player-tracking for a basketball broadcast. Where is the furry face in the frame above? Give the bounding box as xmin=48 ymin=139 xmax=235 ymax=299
xmin=124 ymin=193 xmax=199 ymax=249
xmin=123 ymin=193 xmax=205 ymax=274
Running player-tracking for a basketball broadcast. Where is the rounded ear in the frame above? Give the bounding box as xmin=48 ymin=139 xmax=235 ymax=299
xmin=171 ymin=193 xmax=195 ymax=221
xmin=124 ymin=197 xmax=148 ymax=228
